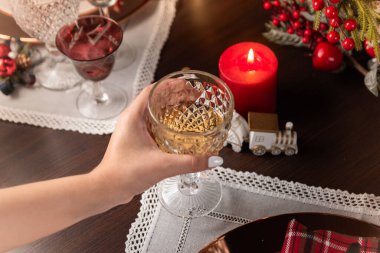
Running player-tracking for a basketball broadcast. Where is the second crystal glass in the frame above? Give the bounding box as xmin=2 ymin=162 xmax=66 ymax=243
xmin=11 ymin=0 xmax=82 ymax=90
xmin=148 ymin=70 xmax=234 ymax=217
xmin=56 ymin=15 xmax=127 ymax=119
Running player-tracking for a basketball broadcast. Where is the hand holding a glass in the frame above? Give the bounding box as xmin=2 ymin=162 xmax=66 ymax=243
xmin=148 ymin=70 xmax=234 ymax=217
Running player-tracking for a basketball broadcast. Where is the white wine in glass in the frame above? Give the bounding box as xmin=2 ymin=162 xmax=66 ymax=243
xmin=148 ymin=70 xmax=234 ymax=217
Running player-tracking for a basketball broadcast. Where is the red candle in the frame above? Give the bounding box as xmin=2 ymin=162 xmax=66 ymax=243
xmin=219 ymin=42 xmax=278 ymax=118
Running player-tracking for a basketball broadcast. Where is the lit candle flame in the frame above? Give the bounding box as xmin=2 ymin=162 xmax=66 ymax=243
xmin=247 ymin=48 xmax=255 ymax=64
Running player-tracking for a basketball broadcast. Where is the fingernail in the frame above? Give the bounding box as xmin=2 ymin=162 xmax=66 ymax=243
xmin=208 ymin=156 xmax=224 ymax=168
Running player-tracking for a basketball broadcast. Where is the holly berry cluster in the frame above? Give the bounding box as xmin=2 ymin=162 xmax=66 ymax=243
xmin=262 ymin=0 xmax=380 ymax=71
xmin=0 ymin=39 xmax=35 ymax=95
xmin=263 ymin=0 xmax=327 ymax=48
xmin=312 ymin=0 xmax=358 ymax=51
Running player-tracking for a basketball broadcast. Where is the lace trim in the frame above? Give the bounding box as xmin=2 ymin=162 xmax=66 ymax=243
xmin=125 ymin=167 xmax=380 ymax=253
xmin=0 ymin=105 xmax=116 ymax=135
xmin=175 ymin=218 xmax=192 ymax=253
xmin=132 ymin=0 xmax=178 ymax=98
xmin=207 ymin=211 xmax=252 ymax=225
xmin=213 ymin=167 xmax=380 ymax=216
xmin=125 ymin=186 xmax=160 ymax=253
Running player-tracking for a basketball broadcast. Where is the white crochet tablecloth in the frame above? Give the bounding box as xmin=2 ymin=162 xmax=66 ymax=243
xmin=125 ymin=167 xmax=380 ymax=253
xmin=0 ymin=0 xmax=177 ymax=135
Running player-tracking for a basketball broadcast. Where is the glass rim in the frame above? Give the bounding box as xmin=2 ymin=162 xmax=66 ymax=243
xmin=148 ymin=70 xmax=235 ymax=137
xmin=55 ymin=15 xmax=123 ymax=62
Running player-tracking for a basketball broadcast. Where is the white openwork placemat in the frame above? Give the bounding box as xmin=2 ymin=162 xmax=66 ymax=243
xmin=125 ymin=167 xmax=380 ymax=253
xmin=0 ymin=0 xmax=177 ymax=135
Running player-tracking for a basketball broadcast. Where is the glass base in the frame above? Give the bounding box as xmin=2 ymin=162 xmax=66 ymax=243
xmin=35 ymin=58 xmax=82 ymax=90
xmin=112 ymin=41 xmax=136 ymax=71
xmin=158 ymin=172 xmax=222 ymax=218
xmin=76 ymin=84 xmax=127 ymax=119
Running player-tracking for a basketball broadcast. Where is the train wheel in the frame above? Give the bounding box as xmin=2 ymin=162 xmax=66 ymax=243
xmin=252 ymin=145 xmax=266 ymax=156
xmin=285 ymin=147 xmax=296 ymax=156
xmin=271 ymin=146 xmax=281 ymax=156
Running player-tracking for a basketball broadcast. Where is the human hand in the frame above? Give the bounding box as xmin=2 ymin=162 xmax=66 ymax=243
xmin=90 ymin=85 xmax=223 ymax=205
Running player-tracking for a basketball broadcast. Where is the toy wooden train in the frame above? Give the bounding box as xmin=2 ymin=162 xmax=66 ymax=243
xmin=248 ymin=112 xmax=298 ymax=156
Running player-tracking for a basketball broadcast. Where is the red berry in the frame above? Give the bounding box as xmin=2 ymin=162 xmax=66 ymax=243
xmin=344 ymin=19 xmax=357 ymax=31
xmin=292 ymin=10 xmax=300 ymax=19
xmin=279 ymin=13 xmax=288 ymax=21
xmin=326 ymin=30 xmax=340 ymax=44
xmin=364 ymin=39 xmax=377 ymax=58
xmin=319 ymin=22 xmax=328 ymax=31
xmin=272 ymin=18 xmax=280 ymax=26
xmin=300 ymin=7 xmax=306 ymax=11
xmin=0 ymin=44 xmax=11 ymax=58
xmin=312 ymin=42 xmax=343 ymax=71
xmin=329 ymin=17 xmax=342 ymax=27
xmin=302 ymin=36 xmax=311 ymax=44
xmin=0 ymin=57 xmax=17 ymax=77
xmin=329 ymin=0 xmax=340 ymax=3
xmin=325 ymin=6 xmax=338 ymax=19
xmin=342 ymin=38 xmax=355 ymax=50
xmin=273 ymin=0 xmax=280 ymax=7
xmin=304 ymin=28 xmax=313 ymax=37
xmin=263 ymin=2 xmax=272 ymax=10
xmin=293 ymin=21 xmax=302 ymax=30
xmin=316 ymin=37 xmax=325 ymax=43
xmin=287 ymin=27 xmax=295 ymax=34
xmin=312 ymin=0 xmax=324 ymax=11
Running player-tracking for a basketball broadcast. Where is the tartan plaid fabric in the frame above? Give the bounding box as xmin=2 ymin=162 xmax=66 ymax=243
xmin=281 ymin=219 xmax=380 ymax=253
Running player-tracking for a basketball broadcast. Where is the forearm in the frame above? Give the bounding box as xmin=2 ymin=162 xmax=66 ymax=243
xmin=0 ymin=171 xmax=128 ymax=252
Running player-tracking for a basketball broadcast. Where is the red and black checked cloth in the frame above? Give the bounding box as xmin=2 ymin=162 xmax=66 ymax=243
xmin=281 ymin=219 xmax=380 ymax=253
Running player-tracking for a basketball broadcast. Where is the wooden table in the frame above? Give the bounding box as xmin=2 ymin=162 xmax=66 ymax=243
xmin=2 ymin=0 xmax=380 ymax=252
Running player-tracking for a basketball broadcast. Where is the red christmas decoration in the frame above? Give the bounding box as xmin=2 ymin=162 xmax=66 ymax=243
xmin=364 ymin=39 xmax=377 ymax=58
xmin=319 ymin=22 xmax=328 ymax=31
xmin=272 ymin=18 xmax=280 ymax=26
xmin=326 ymin=30 xmax=340 ymax=44
xmin=287 ymin=27 xmax=295 ymax=34
xmin=279 ymin=13 xmax=288 ymax=21
xmin=312 ymin=42 xmax=343 ymax=71
xmin=329 ymin=17 xmax=342 ymax=28
xmin=272 ymin=0 xmax=280 ymax=7
xmin=325 ymin=6 xmax=338 ymax=19
xmin=302 ymin=36 xmax=311 ymax=44
xmin=263 ymin=2 xmax=272 ymax=10
xmin=343 ymin=19 xmax=357 ymax=31
xmin=0 ymin=44 xmax=10 ymax=58
xmin=293 ymin=21 xmax=302 ymax=30
xmin=312 ymin=0 xmax=325 ymax=11
xmin=342 ymin=38 xmax=355 ymax=51
xmin=292 ymin=10 xmax=300 ymax=19
xmin=0 ymin=57 xmax=16 ymax=77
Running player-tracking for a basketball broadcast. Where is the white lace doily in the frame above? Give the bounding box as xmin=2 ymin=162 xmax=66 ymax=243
xmin=0 ymin=0 xmax=178 ymax=135
xmin=125 ymin=167 xmax=380 ymax=253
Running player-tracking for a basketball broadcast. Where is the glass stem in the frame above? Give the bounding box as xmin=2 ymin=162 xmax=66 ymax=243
xmin=44 ymin=42 xmax=65 ymax=67
xmin=99 ymin=7 xmax=110 ymax=17
xmin=92 ymin=81 xmax=109 ymax=104
xmin=179 ymin=172 xmax=201 ymax=195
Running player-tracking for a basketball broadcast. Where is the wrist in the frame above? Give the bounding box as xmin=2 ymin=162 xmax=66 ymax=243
xmin=88 ymin=166 xmax=134 ymax=209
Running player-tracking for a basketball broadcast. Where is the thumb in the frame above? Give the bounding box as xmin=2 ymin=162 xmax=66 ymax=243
xmin=164 ymin=154 xmax=224 ymax=175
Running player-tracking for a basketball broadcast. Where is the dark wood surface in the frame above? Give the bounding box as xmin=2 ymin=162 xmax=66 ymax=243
xmin=1 ymin=0 xmax=380 ymax=252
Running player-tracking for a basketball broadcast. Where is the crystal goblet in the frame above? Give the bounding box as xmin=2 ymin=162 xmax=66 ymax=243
xmin=56 ymin=15 xmax=127 ymax=119
xmin=148 ymin=70 xmax=234 ymax=217
xmin=87 ymin=0 xmax=136 ymax=70
xmin=11 ymin=0 xmax=82 ymax=90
